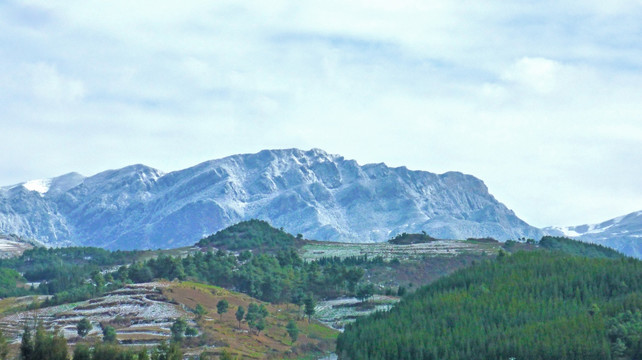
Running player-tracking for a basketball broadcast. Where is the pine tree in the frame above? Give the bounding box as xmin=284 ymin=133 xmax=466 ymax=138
xmin=0 ymin=330 xmax=9 ymax=360
xmin=77 ymin=318 xmax=92 ymax=338
xmin=20 ymin=325 xmax=33 ymax=360
xmin=286 ymin=320 xmax=299 ymax=343
xmin=235 ymin=306 xmax=245 ymax=329
xmin=217 ymin=299 xmax=229 ymax=321
xmin=304 ymin=296 xmax=315 ymax=323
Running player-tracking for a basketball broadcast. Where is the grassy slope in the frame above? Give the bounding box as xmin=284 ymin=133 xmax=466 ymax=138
xmin=0 ymin=281 xmax=337 ymax=360
xmin=163 ymin=282 xmax=337 ymax=359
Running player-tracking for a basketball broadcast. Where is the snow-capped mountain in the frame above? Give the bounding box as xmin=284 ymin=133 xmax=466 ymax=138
xmin=0 ymin=148 xmax=542 ymax=250
xmin=544 ymin=211 xmax=642 ymax=258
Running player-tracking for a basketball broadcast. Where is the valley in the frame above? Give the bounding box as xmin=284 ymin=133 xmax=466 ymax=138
xmin=0 ymin=220 xmax=513 ymax=359
xmin=0 ymin=220 xmax=638 ymax=359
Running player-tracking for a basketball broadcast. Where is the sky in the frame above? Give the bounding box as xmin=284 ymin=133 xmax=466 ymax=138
xmin=1 ymin=0 xmax=642 ymax=228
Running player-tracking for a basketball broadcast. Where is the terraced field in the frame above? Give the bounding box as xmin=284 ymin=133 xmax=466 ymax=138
xmin=0 ymin=282 xmax=192 ymax=346
xmin=301 ymin=239 xmax=500 ymax=261
xmin=315 ymin=296 xmax=399 ymax=331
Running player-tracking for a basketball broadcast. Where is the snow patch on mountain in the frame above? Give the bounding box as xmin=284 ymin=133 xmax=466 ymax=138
xmin=22 ymin=178 xmax=53 ymax=194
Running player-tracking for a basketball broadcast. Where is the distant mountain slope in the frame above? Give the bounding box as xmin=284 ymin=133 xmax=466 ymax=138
xmin=0 ymin=149 xmax=541 ymax=250
xmin=544 ymin=211 xmax=642 ymax=258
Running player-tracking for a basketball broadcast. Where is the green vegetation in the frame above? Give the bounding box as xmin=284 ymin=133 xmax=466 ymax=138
xmin=0 ymin=330 xmax=8 ymax=360
xmin=194 ymin=304 xmax=207 ymax=320
xmin=0 ymin=267 xmax=28 ymax=298
xmin=539 ymin=236 xmax=624 ymax=259
xmin=119 ymin=248 xmax=364 ymax=303
xmin=286 ymin=320 xmax=299 ymax=343
xmin=337 ymin=250 xmax=642 ymax=360
xmin=101 ymin=325 xmax=117 ymax=343
xmin=235 ymin=306 xmax=245 ymax=328
xmin=0 ymin=246 xmax=143 ymax=303
xmin=245 ymin=303 xmax=269 ymax=335
xmin=197 ymin=219 xmax=303 ymax=253
xmin=216 ymin=299 xmax=229 ymax=320
xmin=388 ymin=231 xmax=437 ymax=245
xmin=20 ymin=323 xmax=68 ymax=360
xmin=170 ymin=318 xmax=187 ymax=342
xmin=77 ymin=318 xmax=92 ymax=338
xmin=21 ymin=323 xmax=182 ymax=360
xmin=304 ymin=296 xmax=316 ymax=323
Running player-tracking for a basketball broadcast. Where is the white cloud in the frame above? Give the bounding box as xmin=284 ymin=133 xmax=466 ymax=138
xmin=501 ymin=57 xmax=561 ymax=94
xmin=28 ymin=62 xmax=85 ymax=103
xmin=1 ymin=0 xmax=642 ymax=228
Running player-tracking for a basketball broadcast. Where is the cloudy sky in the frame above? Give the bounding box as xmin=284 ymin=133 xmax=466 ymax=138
xmin=1 ymin=0 xmax=642 ymax=228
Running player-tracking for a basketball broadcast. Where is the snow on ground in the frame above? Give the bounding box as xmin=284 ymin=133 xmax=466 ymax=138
xmin=551 ymin=226 xmax=582 ymax=237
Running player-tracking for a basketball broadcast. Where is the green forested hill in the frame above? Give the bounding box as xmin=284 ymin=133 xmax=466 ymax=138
xmin=197 ymin=219 xmax=303 ymax=253
xmin=538 ymin=235 xmax=624 ymax=259
xmin=336 ymin=250 xmax=642 ymax=360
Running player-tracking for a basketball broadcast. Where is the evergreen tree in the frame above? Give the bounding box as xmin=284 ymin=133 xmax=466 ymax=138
xmin=304 ymin=296 xmax=315 ymax=323
xmin=102 ymin=325 xmax=117 ymax=343
xmin=77 ymin=318 xmax=92 ymax=338
xmin=20 ymin=325 xmax=33 ymax=360
xmin=286 ymin=320 xmax=299 ymax=343
xmin=0 ymin=330 xmax=8 ymax=360
xmin=356 ymin=284 xmax=375 ymax=302
xmin=170 ymin=318 xmax=187 ymax=342
xmin=194 ymin=304 xmax=207 ymax=320
xmin=337 ymin=251 xmax=642 ymax=360
xmin=72 ymin=343 xmax=90 ymax=360
xmin=216 ymin=299 xmax=229 ymax=321
xmin=235 ymin=306 xmax=245 ymax=329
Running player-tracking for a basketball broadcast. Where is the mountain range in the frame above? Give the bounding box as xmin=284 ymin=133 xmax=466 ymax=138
xmin=544 ymin=211 xmax=642 ymax=258
xmin=0 ymin=148 xmax=542 ymax=250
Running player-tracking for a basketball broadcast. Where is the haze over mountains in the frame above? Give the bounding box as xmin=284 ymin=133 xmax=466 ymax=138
xmin=0 ymin=148 xmax=542 ymax=250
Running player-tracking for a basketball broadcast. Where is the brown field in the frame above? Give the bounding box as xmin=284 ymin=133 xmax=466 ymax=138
xmin=165 ymin=282 xmax=337 ymax=359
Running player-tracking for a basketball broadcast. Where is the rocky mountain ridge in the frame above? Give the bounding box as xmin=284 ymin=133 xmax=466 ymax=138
xmin=0 ymin=148 xmax=542 ymax=250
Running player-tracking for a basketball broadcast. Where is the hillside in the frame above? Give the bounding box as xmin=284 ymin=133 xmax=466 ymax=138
xmin=336 ymin=250 xmax=642 ymax=360
xmin=0 ymin=148 xmax=541 ymax=250
xmin=545 ymin=210 xmax=642 ymax=258
xmin=538 ymin=236 xmax=624 ymax=259
xmin=0 ymin=281 xmax=336 ymax=359
xmin=0 ymin=233 xmax=39 ymax=258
